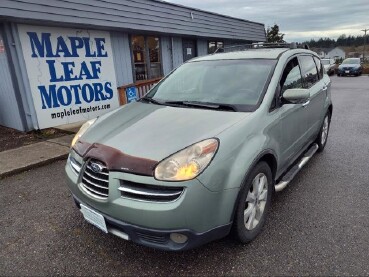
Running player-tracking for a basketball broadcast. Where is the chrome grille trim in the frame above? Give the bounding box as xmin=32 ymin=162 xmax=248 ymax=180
xmin=118 ymin=187 xmax=182 ymax=198
xmin=81 ymin=184 xmax=108 ymax=197
xmin=80 ymin=183 xmax=109 ymax=200
xmin=81 ymin=160 xmax=109 ymax=199
xmin=82 ymin=176 xmax=109 ymax=190
xmin=84 ymin=170 xmax=108 ymax=182
xmin=119 ymin=181 xmax=184 ymax=202
xmin=69 ymin=157 xmax=81 ymax=176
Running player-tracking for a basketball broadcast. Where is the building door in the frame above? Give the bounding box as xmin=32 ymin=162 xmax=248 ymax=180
xmin=182 ymin=39 xmax=197 ymax=62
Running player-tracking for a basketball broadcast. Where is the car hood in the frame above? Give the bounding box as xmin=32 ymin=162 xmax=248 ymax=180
xmin=339 ymin=64 xmax=360 ymax=69
xmin=81 ymin=102 xmax=250 ymax=161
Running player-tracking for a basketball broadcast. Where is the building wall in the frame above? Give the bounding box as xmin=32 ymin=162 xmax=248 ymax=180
xmin=197 ymin=39 xmax=208 ymax=56
xmin=161 ymin=36 xmax=173 ymax=76
xmin=328 ymin=48 xmax=345 ymax=60
xmin=0 ymin=25 xmax=24 ymax=130
xmin=111 ymin=32 xmax=134 ymax=87
xmin=0 ymin=0 xmax=266 ymax=42
xmin=172 ymin=37 xmax=184 ymax=69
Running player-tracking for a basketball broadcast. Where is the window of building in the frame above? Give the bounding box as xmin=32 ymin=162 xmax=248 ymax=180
xmin=208 ymin=41 xmax=224 ymax=54
xmin=131 ymin=35 xmax=162 ymax=81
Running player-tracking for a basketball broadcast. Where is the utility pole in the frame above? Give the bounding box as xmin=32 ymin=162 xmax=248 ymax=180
xmin=361 ymin=28 xmax=369 ymax=62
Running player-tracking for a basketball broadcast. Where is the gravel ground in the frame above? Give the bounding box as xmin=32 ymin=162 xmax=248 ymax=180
xmin=1 ymin=76 xmax=369 ymax=276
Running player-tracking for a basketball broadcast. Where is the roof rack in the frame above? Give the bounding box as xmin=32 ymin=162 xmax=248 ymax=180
xmin=214 ymin=42 xmax=309 ymax=54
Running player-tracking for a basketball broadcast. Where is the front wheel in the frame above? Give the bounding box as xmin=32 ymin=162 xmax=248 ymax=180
xmin=316 ymin=113 xmax=331 ymax=152
xmin=232 ymin=162 xmax=273 ymax=243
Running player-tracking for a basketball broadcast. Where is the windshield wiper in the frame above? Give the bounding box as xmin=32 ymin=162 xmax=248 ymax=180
xmin=165 ymin=101 xmax=237 ymax=111
xmin=140 ymin=97 xmax=166 ymax=106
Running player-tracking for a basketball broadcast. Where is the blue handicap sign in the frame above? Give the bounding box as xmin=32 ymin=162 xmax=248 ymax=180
xmin=126 ymin=87 xmax=138 ymax=103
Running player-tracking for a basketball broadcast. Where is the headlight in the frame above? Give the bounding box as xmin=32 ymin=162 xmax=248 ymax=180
xmin=154 ymin=139 xmax=219 ymax=181
xmin=71 ymin=118 xmax=97 ymax=147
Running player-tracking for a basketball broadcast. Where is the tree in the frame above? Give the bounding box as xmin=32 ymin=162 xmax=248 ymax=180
xmin=266 ymin=24 xmax=285 ymax=43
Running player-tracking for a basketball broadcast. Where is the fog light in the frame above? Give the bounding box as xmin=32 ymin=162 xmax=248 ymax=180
xmin=170 ymin=233 xmax=188 ymax=244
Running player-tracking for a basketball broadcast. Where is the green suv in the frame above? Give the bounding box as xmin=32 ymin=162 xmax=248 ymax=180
xmin=66 ymin=44 xmax=332 ymax=251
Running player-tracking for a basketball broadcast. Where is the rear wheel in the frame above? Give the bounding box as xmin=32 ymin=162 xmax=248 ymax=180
xmin=316 ymin=113 xmax=331 ymax=152
xmin=232 ymin=162 xmax=273 ymax=243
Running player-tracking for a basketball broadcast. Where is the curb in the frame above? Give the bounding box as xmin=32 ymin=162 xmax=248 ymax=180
xmin=0 ymin=153 xmax=68 ymax=179
xmin=0 ymin=134 xmax=74 ymax=180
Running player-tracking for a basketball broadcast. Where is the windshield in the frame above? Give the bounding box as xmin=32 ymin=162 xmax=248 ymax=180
xmin=321 ymin=60 xmax=330 ymax=65
xmin=145 ymin=59 xmax=276 ymax=112
xmin=342 ymin=58 xmax=360 ymax=65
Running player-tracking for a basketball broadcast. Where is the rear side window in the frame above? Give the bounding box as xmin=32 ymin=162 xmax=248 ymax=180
xmin=313 ymin=56 xmax=324 ymax=79
xmin=299 ymin=55 xmax=319 ymax=88
xmin=280 ymin=57 xmax=303 ymax=94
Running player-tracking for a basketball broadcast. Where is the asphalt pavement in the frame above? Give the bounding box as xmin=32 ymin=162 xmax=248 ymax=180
xmin=1 ymin=76 xmax=369 ymax=276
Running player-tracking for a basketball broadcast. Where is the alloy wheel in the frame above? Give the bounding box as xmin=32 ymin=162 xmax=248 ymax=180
xmin=244 ymin=173 xmax=268 ymax=230
xmin=321 ymin=115 xmax=329 ymax=145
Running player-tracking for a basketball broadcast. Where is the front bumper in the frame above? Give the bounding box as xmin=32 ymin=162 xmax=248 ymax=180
xmin=73 ymin=195 xmax=231 ymax=251
xmin=338 ymin=68 xmax=360 ymax=75
xmin=65 ymin=152 xmax=239 ymax=250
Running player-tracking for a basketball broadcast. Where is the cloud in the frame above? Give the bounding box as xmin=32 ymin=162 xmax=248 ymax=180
xmin=165 ymin=0 xmax=369 ymax=41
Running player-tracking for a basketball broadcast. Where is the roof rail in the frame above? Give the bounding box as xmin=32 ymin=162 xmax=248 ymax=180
xmin=214 ymin=42 xmax=309 ymax=53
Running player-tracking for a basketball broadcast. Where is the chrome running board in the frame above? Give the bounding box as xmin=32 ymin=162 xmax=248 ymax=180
xmin=275 ymin=143 xmax=319 ymax=192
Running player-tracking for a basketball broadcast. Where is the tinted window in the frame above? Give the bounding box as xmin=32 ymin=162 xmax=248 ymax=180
xmin=299 ymin=55 xmax=319 ymax=88
xmin=280 ymin=57 xmax=303 ymax=94
xmin=313 ymin=57 xmax=324 ymax=79
xmin=146 ymin=59 xmax=276 ymax=111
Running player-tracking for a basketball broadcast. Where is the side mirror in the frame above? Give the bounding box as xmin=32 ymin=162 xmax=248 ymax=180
xmin=283 ymin=88 xmax=310 ymax=104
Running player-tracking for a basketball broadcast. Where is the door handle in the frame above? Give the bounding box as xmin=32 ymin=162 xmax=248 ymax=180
xmin=322 ymin=86 xmax=328 ymax=91
xmin=302 ymin=100 xmax=310 ymax=107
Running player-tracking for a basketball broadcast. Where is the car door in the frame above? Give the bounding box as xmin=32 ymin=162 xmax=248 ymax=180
xmin=273 ymin=56 xmax=310 ymax=170
xmin=298 ymin=55 xmax=326 ymax=139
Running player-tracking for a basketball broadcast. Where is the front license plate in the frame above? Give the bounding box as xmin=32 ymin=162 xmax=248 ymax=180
xmin=345 ymin=70 xmax=350 ymax=73
xmin=80 ymin=204 xmax=108 ymax=233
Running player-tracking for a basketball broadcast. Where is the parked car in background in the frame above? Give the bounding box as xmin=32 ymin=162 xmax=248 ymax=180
xmin=337 ymin=58 xmax=363 ymax=76
xmin=321 ymin=58 xmax=336 ymax=76
xmin=65 ymin=44 xmax=332 ymax=251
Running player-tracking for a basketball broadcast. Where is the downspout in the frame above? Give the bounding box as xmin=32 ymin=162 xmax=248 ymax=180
xmin=171 ymin=37 xmax=174 ymax=70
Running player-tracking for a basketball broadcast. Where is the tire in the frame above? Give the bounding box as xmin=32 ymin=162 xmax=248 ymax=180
xmin=337 ymin=73 xmax=341 ymax=77
xmin=316 ymin=112 xmax=331 ymax=152
xmin=232 ymin=162 xmax=273 ymax=243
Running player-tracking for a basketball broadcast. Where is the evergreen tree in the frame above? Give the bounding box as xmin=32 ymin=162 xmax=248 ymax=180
xmin=266 ymin=24 xmax=285 ymax=43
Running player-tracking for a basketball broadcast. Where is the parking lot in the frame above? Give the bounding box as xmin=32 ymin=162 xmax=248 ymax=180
xmin=1 ymin=76 xmax=369 ymax=276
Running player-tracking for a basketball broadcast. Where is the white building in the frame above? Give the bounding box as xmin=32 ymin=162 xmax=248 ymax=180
xmin=327 ymin=47 xmax=346 ymax=60
xmin=315 ymin=47 xmax=346 ymax=61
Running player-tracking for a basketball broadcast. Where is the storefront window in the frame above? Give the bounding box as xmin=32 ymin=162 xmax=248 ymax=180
xmin=131 ymin=35 xmax=162 ymax=81
xmin=132 ymin=36 xmax=147 ymax=81
xmin=208 ymin=41 xmax=224 ymax=54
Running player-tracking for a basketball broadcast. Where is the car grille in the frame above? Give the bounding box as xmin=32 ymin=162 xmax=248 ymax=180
xmin=81 ymin=159 xmax=109 ymax=199
xmin=118 ymin=180 xmax=183 ymax=202
xmin=136 ymin=232 xmax=168 ymax=244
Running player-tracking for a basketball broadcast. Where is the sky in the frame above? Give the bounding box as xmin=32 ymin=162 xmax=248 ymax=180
xmin=165 ymin=0 xmax=369 ymax=42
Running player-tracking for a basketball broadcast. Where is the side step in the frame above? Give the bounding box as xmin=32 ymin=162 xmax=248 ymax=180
xmin=275 ymin=143 xmax=319 ymax=192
